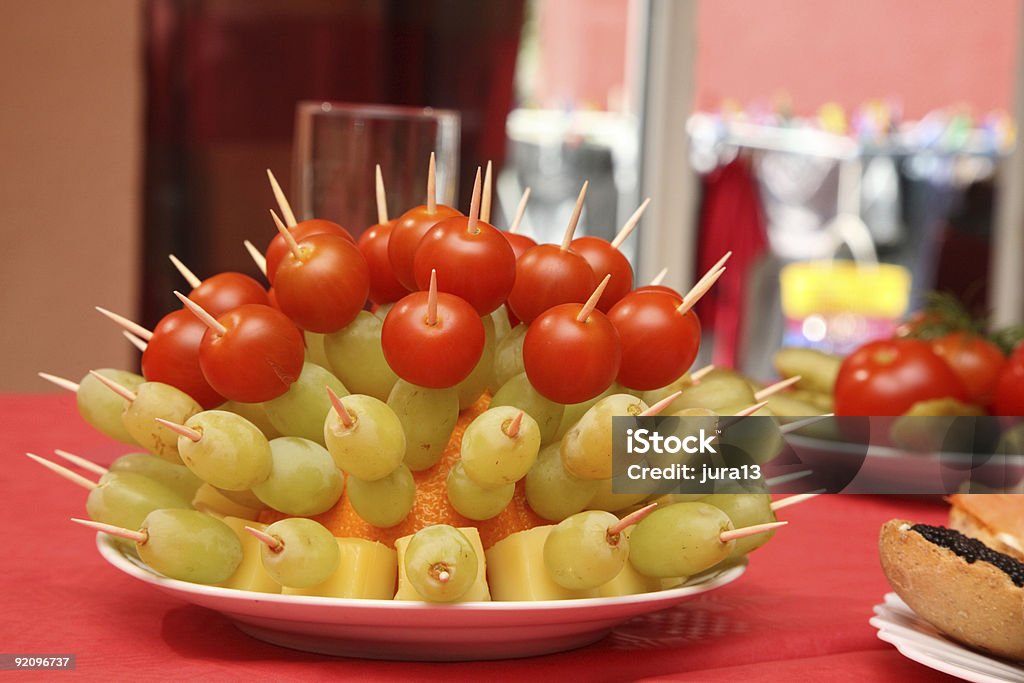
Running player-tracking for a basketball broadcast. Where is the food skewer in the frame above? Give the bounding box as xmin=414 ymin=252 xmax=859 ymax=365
xmin=640 ymin=391 xmax=684 ymax=416
xmin=26 ymin=452 xmax=97 ymax=490
xmin=765 ymin=470 xmax=814 ymax=487
xmin=719 ymin=520 xmax=788 ymax=542
xmin=270 ymin=210 xmax=302 ymax=260
xmin=123 ymin=331 xmax=148 ymax=353
xmin=610 ymin=197 xmax=651 ymax=249
xmin=575 ymin=274 xmax=611 ymax=323
xmin=769 ymin=493 xmax=821 ymax=512
xmin=88 ymin=370 xmax=137 ymax=402
xmin=168 ymin=254 xmax=202 ymax=289
xmin=754 ymin=376 xmax=802 ymax=401
xmin=71 ymin=517 xmax=147 ymax=542
xmin=678 ymin=267 xmax=726 ymax=315
xmin=173 ymin=291 xmax=227 ymax=336
xmin=245 ymin=525 xmax=283 ymax=552
xmin=508 ymin=187 xmax=531 ymax=234
xmin=53 ymin=449 xmax=109 ymax=477
xmin=649 ymin=267 xmax=669 ymax=287
xmin=95 ymin=307 xmax=153 ymax=341
xmin=778 ymin=414 xmax=835 ymax=435
xmin=561 ymin=182 xmax=588 ymax=251
xmin=243 ymin=240 xmax=267 ymax=277
xmin=266 ymin=169 xmax=297 ymax=227
xmin=38 ymin=372 xmax=79 ymax=393
xmin=154 ymin=417 xmax=202 ymax=442
xmin=481 ymin=160 xmax=493 ymax=223
xmin=608 ymin=502 xmax=659 ymax=535
xmin=325 ymin=387 xmax=354 ymax=429
xmin=375 ymin=164 xmax=388 ymax=225
xmin=690 ymin=364 xmax=715 ymax=382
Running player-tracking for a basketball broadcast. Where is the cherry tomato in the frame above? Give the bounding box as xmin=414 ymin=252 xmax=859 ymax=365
xmin=570 ymin=236 xmax=634 ymax=312
xmin=188 ymin=272 xmax=269 ymax=317
xmin=381 ymin=289 xmax=484 ymax=388
xmin=607 ymin=291 xmax=701 ymax=391
xmin=274 ymin=234 xmax=370 ymax=333
xmin=991 ymin=344 xmax=1024 ymax=416
xmin=198 ymin=304 xmax=305 ymax=403
xmin=834 ymin=338 xmax=968 ymax=416
xmin=142 ymin=309 xmax=224 ymax=409
xmin=388 ymin=204 xmax=461 ymax=291
xmin=413 ymin=216 xmax=516 ymax=315
xmin=523 ymin=303 xmax=621 ymax=404
xmin=503 ymin=231 xmax=537 ymax=261
xmin=506 ymin=244 xmax=596 ymax=325
xmin=930 ymin=332 xmax=1007 ymax=407
xmin=357 ymin=220 xmax=409 ymax=305
xmin=265 ymin=219 xmax=353 ymax=284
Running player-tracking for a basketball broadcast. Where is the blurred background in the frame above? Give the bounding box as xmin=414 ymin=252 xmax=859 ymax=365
xmin=3 ymin=0 xmax=1022 ymax=391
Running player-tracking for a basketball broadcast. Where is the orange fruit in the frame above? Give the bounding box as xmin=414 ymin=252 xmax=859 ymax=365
xmin=260 ymin=394 xmax=546 ymax=549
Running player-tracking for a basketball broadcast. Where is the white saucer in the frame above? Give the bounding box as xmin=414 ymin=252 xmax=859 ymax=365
xmin=97 ymin=533 xmax=746 ymax=661
xmin=870 ymin=593 xmax=1024 ymax=682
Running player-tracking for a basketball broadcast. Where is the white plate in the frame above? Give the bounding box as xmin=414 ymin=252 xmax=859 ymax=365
xmin=870 ymin=593 xmax=1024 ymax=683
xmin=97 ymin=534 xmax=746 ymax=661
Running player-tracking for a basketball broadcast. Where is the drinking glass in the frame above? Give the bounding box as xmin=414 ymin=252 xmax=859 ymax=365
xmin=292 ymin=102 xmax=461 ymax=235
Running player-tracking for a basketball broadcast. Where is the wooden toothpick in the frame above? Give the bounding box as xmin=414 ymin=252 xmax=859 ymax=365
xmin=88 ymin=370 xmax=137 ymax=402
xmin=576 ymin=274 xmax=611 ymax=323
xmin=770 ymin=493 xmax=821 ymax=512
xmin=169 ymin=254 xmax=202 ymax=289
xmin=38 ymin=372 xmax=80 ymax=393
xmin=640 ymin=391 xmax=683 ymax=417
xmin=678 ymin=267 xmax=726 ymax=315
xmin=561 ymin=181 xmax=589 ymax=251
xmin=154 ymin=417 xmax=202 ymax=442
xmin=174 ymin=291 xmax=227 ymax=336
xmin=375 ymin=164 xmax=389 ymax=225
xmin=267 ymin=169 xmax=297 ymax=227
xmin=467 ymin=167 xmax=482 ymax=233
xmin=690 ymin=364 xmax=715 ymax=383
xmin=26 ymin=453 xmax=97 ymax=490
xmin=649 ymin=267 xmax=668 ymax=287
xmin=71 ymin=517 xmax=148 ymax=544
xmin=123 ymin=331 xmax=148 ymax=353
xmin=778 ymin=414 xmax=835 ymax=435
xmin=270 ymin=209 xmax=302 ymax=260
xmin=326 ymin=387 xmax=353 ymax=429
xmin=610 ymin=198 xmax=651 ymax=249
xmin=509 ymin=187 xmax=531 ymax=234
xmin=245 ymin=525 xmax=283 ymax=553
xmin=720 ymin=520 xmax=787 ymax=543
xmin=53 ymin=449 xmax=109 ymax=477
xmin=503 ymin=410 xmax=524 ymax=439
xmin=608 ymin=502 xmax=658 ymax=536
xmin=243 ymin=240 xmax=268 ymax=277
xmin=754 ymin=376 xmax=802 ymax=401
xmin=95 ymin=307 xmax=153 ymax=342
xmin=732 ymin=401 xmax=769 ymax=418
xmin=427 ymin=270 xmax=439 ymax=326
xmin=481 ymin=160 xmax=493 ymax=223
xmin=427 ymin=153 xmax=437 ymax=213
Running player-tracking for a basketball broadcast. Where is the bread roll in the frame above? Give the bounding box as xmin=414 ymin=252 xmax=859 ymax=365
xmin=879 ymin=519 xmax=1024 ymax=662
xmin=949 ymin=494 xmax=1024 ymax=562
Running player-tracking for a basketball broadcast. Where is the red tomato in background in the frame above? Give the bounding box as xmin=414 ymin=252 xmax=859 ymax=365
xmin=607 ymin=291 xmax=701 ymax=391
xmin=357 ymin=220 xmax=409 ymax=305
xmin=523 ymin=303 xmax=621 ymax=404
xmin=198 ymin=304 xmax=305 ymax=403
xmin=502 ymin=231 xmax=537 ymax=261
xmin=387 ymin=204 xmax=461 ymax=291
xmin=142 ymin=309 xmax=225 ymax=408
xmin=274 ymin=234 xmax=370 ymax=333
xmin=413 ymin=216 xmax=516 ymax=315
xmin=992 ymin=344 xmax=1024 ymax=416
xmin=569 ymin=236 xmax=634 ymax=312
xmin=380 ymin=290 xmax=484 ymax=388
xmin=834 ymin=338 xmax=968 ymax=416
xmin=929 ymin=332 xmax=1007 ymax=407
xmin=265 ymin=219 xmax=353 ymax=284
xmin=188 ymin=272 xmax=269 ymax=317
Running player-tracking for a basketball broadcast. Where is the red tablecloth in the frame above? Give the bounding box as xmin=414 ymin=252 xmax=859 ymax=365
xmin=3 ymin=394 xmax=958 ymax=681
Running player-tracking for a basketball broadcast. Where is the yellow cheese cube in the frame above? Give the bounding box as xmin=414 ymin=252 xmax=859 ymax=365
xmin=485 ymin=526 xmax=597 ymax=601
xmin=283 ymin=538 xmax=397 ymax=599
xmin=394 ymin=527 xmax=490 ymax=601
xmin=216 ymin=517 xmax=281 ymax=594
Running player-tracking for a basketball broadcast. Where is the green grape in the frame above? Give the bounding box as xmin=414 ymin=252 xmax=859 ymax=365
xmin=323 ymin=311 xmax=399 ymax=401
xmin=543 ymin=510 xmax=628 ymax=589
xmin=386 ymin=380 xmax=459 ymax=471
xmin=108 ymin=453 xmax=203 ymax=501
xmin=446 ymin=462 xmax=514 ymax=520
xmin=702 ymin=490 xmax=776 ymax=558
xmin=212 ymin=486 xmax=266 ymax=511
xmin=256 ymin=518 xmax=340 ymax=588
xmin=404 ymin=525 xmax=478 ymax=602
xmin=137 ymin=509 xmax=242 ymax=584
xmin=252 ymin=437 xmax=344 ymax=516
xmin=585 ymin=476 xmax=649 ymax=512
xmin=347 ymin=464 xmax=415 ymax=527
xmin=219 ymin=399 xmax=282 ymax=439
xmin=374 ymin=303 xmax=394 ymax=320
xmin=303 ymin=330 xmax=332 ymax=369
xmin=76 ymin=369 xmax=144 ymax=445
xmin=177 ymin=410 xmax=272 ymax=491
xmin=561 ymin=394 xmax=646 ymax=480
xmin=262 ymin=362 xmax=348 ymax=444
xmin=86 ymin=471 xmax=193 ymax=530
xmin=323 ymin=394 xmax=406 ymax=481
xmin=525 ymin=442 xmax=600 ymax=521
xmin=490 ymin=372 xmax=565 ymax=444
xmin=456 ymin=314 xmax=496 ymax=410
xmin=460 ymin=406 xmax=540 ymax=486
xmin=671 ymin=374 xmax=756 ymax=412
xmin=553 ymin=382 xmax=623 ymax=442
xmin=122 ymin=382 xmax=203 ymax=463
xmin=490 ymin=305 xmax=513 ymax=344
xmin=628 ymin=502 xmax=734 ymax=578
xmin=717 ymin=415 xmax=783 ymax=465
xmin=489 ymin=324 xmax=527 ymax=393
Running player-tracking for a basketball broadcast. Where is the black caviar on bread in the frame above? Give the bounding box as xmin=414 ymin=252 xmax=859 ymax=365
xmin=879 ymin=519 xmax=1024 ymax=663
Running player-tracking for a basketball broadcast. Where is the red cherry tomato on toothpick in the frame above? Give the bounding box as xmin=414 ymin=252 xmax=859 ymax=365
xmin=176 ymin=296 xmax=305 ymax=403
xmin=568 ymin=198 xmax=648 ymax=312
xmin=607 ymin=290 xmax=701 ymax=391
xmin=142 ymin=309 xmax=225 ymax=409
xmin=506 ymin=182 xmax=597 ymax=324
xmin=265 ymin=218 xmax=354 ymax=284
xmin=169 ymin=255 xmax=270 ymax=317
xmin=413 ymin=168 xmax=516 ymax=316
xmin=358 ymin=164 xmax=411 ymax=305
xmin=388 ymin=154 xmax=462 ymax=291
xmin=523 ymin=275 xmax=622 ymax=404
xmin=274 ymin=230 xmax=371 ymax=333
xmin=381 ymin=270 xmax=485 ymax=388
xmin=834 ymin=338 xmax=968 ymax=416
